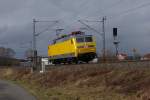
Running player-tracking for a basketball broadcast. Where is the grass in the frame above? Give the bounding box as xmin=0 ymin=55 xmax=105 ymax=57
xmin=0 ymin=64 xmax=150 ymax=100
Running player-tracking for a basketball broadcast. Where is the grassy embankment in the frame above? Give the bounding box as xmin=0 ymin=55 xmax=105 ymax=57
xmin=0 ymin=64 xmax=150 ymax=100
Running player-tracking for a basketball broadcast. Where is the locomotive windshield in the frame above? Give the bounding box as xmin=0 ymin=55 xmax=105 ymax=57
xmin=76 ymin=37 xmax=84 ymax=42
xmin=76 ymin=36 xmax=93 ymax=43
xmin=85 ymin=36 xmax=93 ymax=42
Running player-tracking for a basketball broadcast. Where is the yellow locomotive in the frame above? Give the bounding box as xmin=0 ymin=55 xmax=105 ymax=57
xmin=48 ymin=31 xmax=97 ymax=64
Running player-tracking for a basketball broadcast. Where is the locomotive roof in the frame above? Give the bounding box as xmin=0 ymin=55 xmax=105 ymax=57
xmin=52 ymin=31 xmax=92 ymax=44
xmin=54 ymin=34 xmax=92 ymax=41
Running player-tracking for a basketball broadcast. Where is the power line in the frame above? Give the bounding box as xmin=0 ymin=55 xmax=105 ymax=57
xmin=102 ymin=0 xmax=145 ymax=15
xmin=35 ymin=21 xmax=59 ymax=37
xmin=101 ymin=0 xmax=124 ymax=13
xmin=32 ymin=19 xmax=59 ymax=50
xmin=78 ymin=20 xmax=101 ymax=35
xmin=103 ymin=0 xmax=145 ymax=13
xmin=110 ymin=1 xmax=150 ymax=19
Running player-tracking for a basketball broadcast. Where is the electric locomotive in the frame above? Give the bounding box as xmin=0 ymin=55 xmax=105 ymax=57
xmin=48 ymin=31 xmax=97 ymax=64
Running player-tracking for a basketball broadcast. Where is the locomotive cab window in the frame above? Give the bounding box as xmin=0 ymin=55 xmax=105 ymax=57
xmin=85 ymin=36 xmax=93 ymax=42
xmin=76 ymin=37 xmax=84 ymax=43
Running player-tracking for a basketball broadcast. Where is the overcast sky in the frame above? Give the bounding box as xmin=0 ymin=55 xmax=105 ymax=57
xmin=0 ymin=0 xmax=150 ymax=58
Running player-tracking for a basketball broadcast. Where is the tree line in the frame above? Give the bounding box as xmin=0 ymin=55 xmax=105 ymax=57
xmin=0 ymin=47 xmax=19 ymax=66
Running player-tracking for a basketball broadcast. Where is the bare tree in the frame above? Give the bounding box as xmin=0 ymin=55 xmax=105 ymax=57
xmin=0 ymin=47 xmax=16 ymax=58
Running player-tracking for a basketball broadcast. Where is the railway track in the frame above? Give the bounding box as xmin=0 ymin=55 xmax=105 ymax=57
xmin=45 ymin=60 xmax=150 ymax=69
xmin=9 ymin=60 xmax=150 ymax=71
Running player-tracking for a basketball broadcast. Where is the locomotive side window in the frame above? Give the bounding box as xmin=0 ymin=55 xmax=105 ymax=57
xmin=76 ymin=37 xmax=84 ymax=43
xmin=85 ymin=36 xmax=93 ymax=42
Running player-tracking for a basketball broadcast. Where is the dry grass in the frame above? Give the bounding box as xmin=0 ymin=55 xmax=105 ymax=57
xmin=1 ymin=64 xmax=150 ymax=100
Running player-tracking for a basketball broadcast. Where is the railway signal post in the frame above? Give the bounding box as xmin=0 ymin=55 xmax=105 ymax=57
xmin=113 ymin=28 xmax=120 ymax=56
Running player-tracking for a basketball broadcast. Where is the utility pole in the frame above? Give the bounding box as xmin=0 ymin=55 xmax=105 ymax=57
xmin=33 ymin=19 xmax=36 ymax=51
xmin=32 ymin=19 xmax=58 ymax=72
xmin=102 ymin=17 xmax=106 ymax=62
xmin=32 ymin=19 xmax=37 ymax=72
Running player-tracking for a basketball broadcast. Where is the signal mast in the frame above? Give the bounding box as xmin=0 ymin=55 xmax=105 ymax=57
xmin=113 ymin=28 xmax=120 ymax=56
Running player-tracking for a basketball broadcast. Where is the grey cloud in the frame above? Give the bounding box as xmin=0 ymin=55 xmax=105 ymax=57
xmin=0 ymin=0 xmax=150 ymax=58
